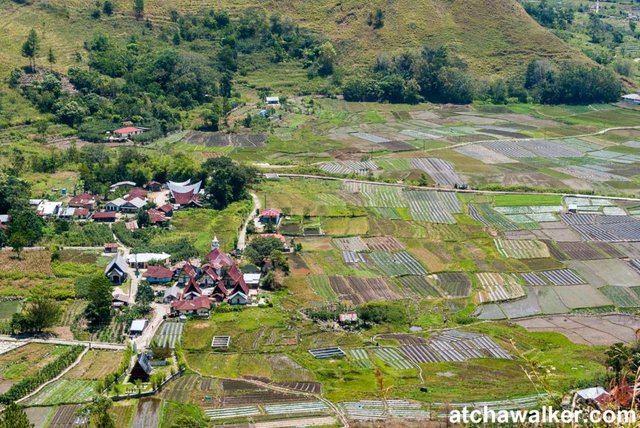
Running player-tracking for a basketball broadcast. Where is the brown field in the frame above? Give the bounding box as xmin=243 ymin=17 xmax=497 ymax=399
xmin=218 ymin=378 xmax=314 ymax=407
xmin=329 ymin=276 xmax=399 ymax=305
xmin=0 ymin=250 xmax=52 ymax=275
xmin=132 ymin=398 xmax=161 ymax=428
xmin=364 ymin=237 xmax=405 ymax=251
xmin=25 ymin=406 xmax=54 ymax=428
xmin=49 ymin=405 xmax=86 ymax=427
xmin=65 ymin=350 xmax=124 ymax=380
xmin=555 ymin=242 xmax=607 ymax=261
xmin=0 ymin=344 xmax=63 ymax=380
xmin=111 ymin=403 xmax=136 ymax=428
xmin=516 ymin=315 xmax=640 ymax=346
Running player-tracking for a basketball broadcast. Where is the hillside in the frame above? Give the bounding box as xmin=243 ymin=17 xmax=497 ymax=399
xmin=0 ymin=0 xmax=589 ymax=82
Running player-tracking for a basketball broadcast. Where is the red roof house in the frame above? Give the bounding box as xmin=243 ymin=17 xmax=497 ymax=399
xmin=159 ymin=204 xmax=174 ymax=216
xmin=114 ymin=126 xmax=144 ymax=138
xmin=142 ymin=266 xmax=174 ymax=283
xmin=93 ymin=211 xmax=116 ymax=222
xmin=126 ymin=188 xmax=147 ymax=200
xmin=171 ymin=295 xmax=211 ymax=316
xmin=206 ymin=248 xmax=233 ymax=270
xmin=69 ymin=193 xmax=97 ymax=210
xmin=147 ymin=209 xmax=168 ymax=225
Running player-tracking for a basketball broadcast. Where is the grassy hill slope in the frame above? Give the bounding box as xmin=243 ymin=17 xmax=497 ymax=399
xmin=0 ymin=0 xmax=588 ymax=83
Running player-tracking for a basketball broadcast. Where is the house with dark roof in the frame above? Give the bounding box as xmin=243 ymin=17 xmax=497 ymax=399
xmin=146 ymin=181 xmax=162 ymax=192
xmin=93 ymin=211 xmax=117 ymax=222
xmin=176 ymin=262 xmax=198 ymax=285
xmin=130 ymin=353 xmax=152 ymax=382
xmin=68 ymin=193 xmax=97 ymax=210
xmin=126 ymin=188 xmax=147 ymax=201
xmin=158 ymin=204 xmax=174 ymax=217
xmin=142 ymin=266 xmax=174 ymax=284
xmin=147 ymin=208 xmax=168 ymax=225
xmin=206 ymin=248 xmax=233 ymax=271
xmin=171 ymin=295 xmax=211 ymax=317
xmin=105 ymin=253 xmax=128 ymax=285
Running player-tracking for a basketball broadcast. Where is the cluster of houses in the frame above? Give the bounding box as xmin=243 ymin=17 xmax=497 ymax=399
xmin=25 ymin=177 xmax=207 ymax=228
xmin=106 ymin=237 xmax=259 ymax=318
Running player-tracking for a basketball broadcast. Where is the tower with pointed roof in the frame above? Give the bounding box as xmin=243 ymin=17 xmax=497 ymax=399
xmin=211 ymin=235 xmax=220 ymax=251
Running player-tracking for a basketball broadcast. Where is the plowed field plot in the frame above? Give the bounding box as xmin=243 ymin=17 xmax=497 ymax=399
xmin=365 ymin=251 xmax=427 ymax=276
xmin=568 ymin=259 xmax=640 ymax=287
xmin=591 ymin=242 xmax=626 ymax=258
xmin=410 ymin=158 xmax=463 ymax=187
xmin=205 ymin=406 xmax=262 ymax=419
xmin=601 ymin=286 xmax=640 ymax=308
xmin=65 ymin=350 xmax=123 ymax=380
xmin=516 ymin=314 xmax=640 ymax=345
xmin=49 ymin=404 xmax=87 ymax=427
xmin=476 ymin=273 xmax=525 ymax=303
xmin=456 ymin=144 xmax=516 ymax=164
xmin=320 ymin=161 xmax=378 ymax=176
xmin=341 ymin=400 xmax=429 ymax=420
xmin=221 ymin=379 xmax=315 ymax=406
xmin=400 ymin=330 xmax=511 ymax=363
xmin=308 ymin=275 xmax=337 ymax=302
xmin=25 ymin=407 xmax=53 ymax=428
xmin=264 ymin=401 xmax=329 ymax=415
xmin=274 ymin=382 xmax=322 ymax=394
xmin=373 ymin=348 xmax=414 ymax=369
xmin=541 ymin=269 xmax=585 ymax=286
xmin=405 ymin=190 xmax=461 ymax=223
xmin=342 ymin=251 xmax=366 ymax=264
xmin=333 ymin=237 xmax=367 ymax=252
xmin=351 ymin=132 xmax=390 ymax=143
xmin=309 ymin=347 xmax=346 ymax=359
xmin=470 ymin=204 xmax=519 ymax=231
xmin=153 ymin=321 xmax=184 ymax=348
xmin=363 ymin=236 xmax=404 ymax=251
xmin=520 ymin=272 xmax=546 ymax=286
xmin=553 ymin=285 xmax=612 ymax=309
xmin=348 ymin=349 xmax=374 ymax=369
xmin=430 ymin=272 xmax=472 ymax=297
xmin=494 ymin=239 xmax=550 ymax=259
xmin=27 ymin=379 xmax=98 ymax=405
xmin=554 ymin=242 xmax=608 ymax=260
xmin=379 ymin=140 xmax=415 ymax=151
xmin=132 ymin=398 xmax=161 ymax=428
xmin=344 ymin=182 xmax=405 ymax=208
xmin=620 ymin=244 xmax=640 ymax=259
xmin=561 ymin=214 xmax=640 ymax=241
xmin=396 ymin=275 xmax=442 ymax=298
xmin=378 ymin=333 xmax=427 ymax=345
xmin=329 ymin=276 xmax=398 ymax=304
xmin=162 ymin=373 xmax=198 ymax=402
xmin=184 ymin=131 xmax=266 ymax=147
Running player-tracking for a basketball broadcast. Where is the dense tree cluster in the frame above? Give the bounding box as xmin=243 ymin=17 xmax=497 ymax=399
xmin=202 ymin=157 xmax=258 ymax=210
xmin=11 ymin=294 xmax=61 ymax=333
xmin=343 ymin=47 xmax=473 ymax=104
xmin=522 ymin=0 xmax=575 ymax=30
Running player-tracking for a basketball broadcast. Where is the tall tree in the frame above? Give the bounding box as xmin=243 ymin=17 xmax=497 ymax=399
xmin=85 ymin=274 xmax=113 ymax=328
xmin=47 ymin=47 xmax=56 ymax=70
xmin=85 ymin=397 xmax=116 ymax=428
xmin=133 ymin=0 xmax=144 ymax=20
xmin=21 ymin=29 xmax=40 ymax=72
xmin=0 ymin=402 xmax=33 ymax=428
xmin=11 ymin=294 xmax=61 ymax=333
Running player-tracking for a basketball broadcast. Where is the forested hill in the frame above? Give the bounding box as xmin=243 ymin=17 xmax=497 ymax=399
xmin=0 ymin=0 xmax=588 ymax=81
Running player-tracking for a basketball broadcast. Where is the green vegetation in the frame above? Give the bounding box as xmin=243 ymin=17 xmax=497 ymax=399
xmin=0 ymin=345 xmax=84 ymax=404
xmin=494 ymin=194 xmax=563 ymax=206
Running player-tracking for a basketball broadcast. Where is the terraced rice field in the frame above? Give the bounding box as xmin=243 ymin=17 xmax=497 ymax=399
xmin=476 ymin=273 xmax=525 ymax=303
xmin=162 ymin=374 xmax=199 ymax=402
xmin=410 ymin=158 xmax=463 ymax=187
xmin=363 ymin=236 xmax=405 ymax=251
xmin=26 ymin=379 xmax=97 ymax=405
xmin=601 ymin=286 xmax=640 ymax=308
xmin=344 ymin=182 xmax=405 ymax=208
xmin=561 ymin=214 xmax=640 ymax=241
xmin=340 ymin=400 xmax=429 ymax=420
xmin=205 ymin=405 xmax=261 ymax=420
xmin=153 ymin=321 xmax=184 ymax=348
xmin=405 ymin=190 xmax=461 ymax=224
xmin=400 ymin=331 xmax=511 ymax=363
xmin=333 ymin=237 xmax=367 ymax=252
xmin=308 ymin=275 xmax=338 ymax=302
xmin=494 ymin=239 xmax=550 ymax=259
xmin=320 ymin=160 xmax=378 ymax=176
xmin=365 ymin=251 xmax=427 ymax=276
xmin=540 ymin=269 xmax=585 ymax=286
xmin=264 ymin=401 xmax=329 ymax=415
xmin=396 ymin=275 xmax=443 ymax=298
xmin=469 ymin=204 xmax=519 ymax=231
xmin=48 ymin=405 xmax=87 ymax=427
xmin=349 ymin=349 xmax=374 ymax=369
xmin=372 ymin=348 xmax=414 ymax=369
xmin=328 ymin=276 xmax=399 ymax=304
xmin=430 ymin=272 xmax=472 ymax=297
